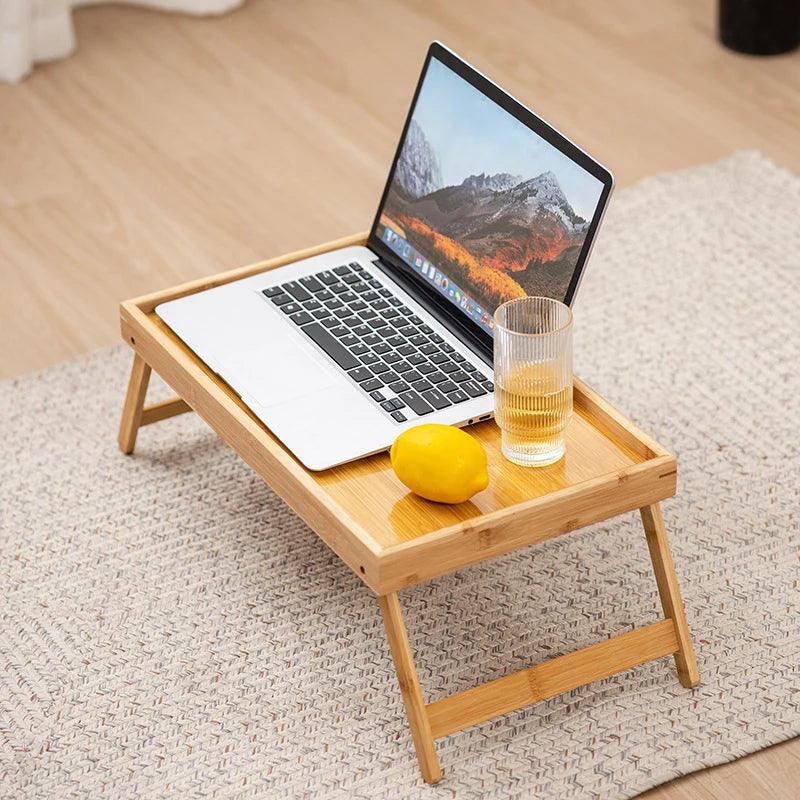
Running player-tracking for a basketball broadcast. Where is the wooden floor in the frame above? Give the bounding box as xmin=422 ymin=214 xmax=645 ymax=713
xmin=1 ymin=0 xmax=797 ymax=794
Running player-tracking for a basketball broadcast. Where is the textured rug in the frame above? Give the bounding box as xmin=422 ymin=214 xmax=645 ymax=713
xmin=1 ymin=151 xmax=798 ymax=799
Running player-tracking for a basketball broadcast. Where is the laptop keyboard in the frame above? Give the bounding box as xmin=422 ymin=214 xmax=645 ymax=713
xmin=262 ymin=262 xmax=493 ymax=422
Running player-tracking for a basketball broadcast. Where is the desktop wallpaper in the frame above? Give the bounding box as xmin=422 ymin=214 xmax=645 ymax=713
xmin=377 ymin=57 xmax=605 ymax=328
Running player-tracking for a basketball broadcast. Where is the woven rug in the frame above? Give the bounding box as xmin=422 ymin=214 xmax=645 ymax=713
xmin=1 ymin=151 xmax=798 ymax=799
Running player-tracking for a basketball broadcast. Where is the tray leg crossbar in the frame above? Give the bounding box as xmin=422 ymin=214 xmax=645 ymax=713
xmin=118 ymin=353 xmax=193 ymax=454
xmin=379 ymin=501 xmax=699 ymax=783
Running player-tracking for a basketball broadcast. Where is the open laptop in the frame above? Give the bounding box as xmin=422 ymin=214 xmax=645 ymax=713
xmin=157 ymin=42 xmax=613 ymax=471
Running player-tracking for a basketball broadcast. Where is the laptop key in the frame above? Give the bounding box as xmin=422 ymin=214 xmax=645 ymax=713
xmin=450 ymin=370 xmax=470 ymax=383
xmin=419 ymin=324 xmax=433 ymax=334
xmin=386 ymin=335 xmax=405 ymax=348
xmin=430 ymin=333 xmax=444 ymax=343
xmin=340 ymin=291 xmax=357 ymax=303
xmin=383 ymin=308 xmax=400 ymax=319
xmin=281 ymin=302 xmax=302 ymax=315
xmin=382 ymin=371 xmax=400 ymax=384
xmin=282 ymin=281 xmax=312 ymax=302
xmin=333 ymin=308 xmax=351 ymax=319
xmin=481 ymin=381 xmax=494 ymax=392
xmin=418 ymin=363 xmax=437 ymax=375
xmin=439 ymin=381 xmax=458 ymax=394
xmin=410 ymin=334 xmax=427 ymax=347
xmin=388 ymin=297 xmax=401 ymax=306
xmin=327 ymin=299 xmax=344 ymax=310
xmin=397 ymin=344 xmax=415 ymax=356
xmin=403 ymin=369 xmax=423 ymax=384
xmin=428 ymin=371 xmax=448 ymax=384
xmin=463 ymin=362 xmax=477 ymax=372
xmin=352 ymin=282 xmax=370 ymax=294
xmin=312 ymin=309 xmax=330 ymax=320
xmin=351 ymin=343 xmax=368 ymax=355
xmin=440 ymin=342 xmax=455 ymax=353
xmin=368 ymin=318 xmax=388 ymax=329
xmin=316 ymin=289 xmax=333 ymax=301
xmin=420 ymin=342 xmax=437 ymax=355
xmin=301 ymin=323 xmax=359 ymax=370
xmin=410 ymin=315 xmax=423 ymax=325
xmin=399 ymin=390 xmax=434 ymax=416
xmin=462 ymin=380 xmax=487 ymax=398
xmin=289 ymin=311 xmax=314 ymax=326
xmin=343 ymin=273 xmax=361 ymax=284
xmin=361 ymin=352 xmax=379 ymax=365
xmin=394 ymin=317 xmax=412 ymax=328
xmin=370 ymin=390 xmax=385 ymax=402
xmin=410 ymin=379 xmax=432 ymax=393
xmin=303 ymin=299 xmax=322 ymax=311
xmin=363 ymin=333 xmax=380 ymax=346
xmin=333 ymin=265 xmax=351 ymax=276
xmin=262 ymin=286 xmax=283 ymax=297
xmin=341 ymin=334 xmax=358 ymax=347
xmin=321 ymin=317 xmax=338 ymax=329
xmin=353 ymin=325 xmax=371 ymax=337
xmin=421 ymin=388 xmax=451 ymax=410
xmin=362 ymin=291 xmax=379 ymax=302
xmin=363 ymin=378 xmax=384 ymax=392
xmin=440 ymin=362 xmax=460 ymax=374
xmin=378 ymin=287 xmax=391 ymax=296
xmin=330 ymin=283 xmax=348 ymax=294
xmin=385 ymin=352 xmax=401 ymax=364
xmin=318 ymin=271 xmax=338 ymax=286
xmin=299 ymin=275 xmax=324 ymax=293
xmin=349 ymin=367 xmax=373 ymax=383
xmin=361 ymin=309 xmax=378 ymax=320
xmin=381 ymin=400 xmax=397 ymax=412
xmin=451 ymin=352 xmax=466 ymax=362
xmin=391 ymin=398 xmax=406 ymax=410
xmin=350 ymin=300 xmax=367 ymax=311
xmin=398 ymin=307 xmax=412 ymax=316
xmin=330 ymin=326 xmax=348 ymax=337
xmin=449 ymin=390 xmax=469 ymax=404
xmin=373 ymin=342 xmax=391 ymax=354
xmin=391 ymin=410 xmax=407 ymax=423
xmin=372 ymin=299 xmax=389 ymax=310
xmin=349 ymin=262 xmax=364 ymax=271
xmin=407 ymin=353 xmax=426 ymax=365
xmin=371 ymin=362 xmax=390 ymax=374
xmin=388 ymin=381 xmax=410 ymax=394
xmin=269 ymin=293 xmax=294 ymax=306
xmin=430 ymin=352 xmax=449 ymax=364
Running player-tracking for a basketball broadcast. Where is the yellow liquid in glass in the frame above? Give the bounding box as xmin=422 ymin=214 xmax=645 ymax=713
xmin=495 ymin=363 xmax=572 ymax=465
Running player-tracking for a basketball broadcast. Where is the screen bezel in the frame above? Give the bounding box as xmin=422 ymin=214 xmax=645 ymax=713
xmin=367 ymin=41 xmax=614 ymax=363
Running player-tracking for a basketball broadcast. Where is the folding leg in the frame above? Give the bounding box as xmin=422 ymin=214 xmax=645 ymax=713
xmin=378 ymin=593 xmax=442 ymax=784
xmin=118 ymin=354 xmax=152 ymax=454
xmin=117 ymin=352 xmax=192 ymax=454
xmin=640 ymin=503 xmax=700 ymax=687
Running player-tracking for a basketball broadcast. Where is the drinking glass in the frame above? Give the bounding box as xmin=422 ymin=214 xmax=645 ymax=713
xmin=493 ymin=297 xmax=573 ymax=466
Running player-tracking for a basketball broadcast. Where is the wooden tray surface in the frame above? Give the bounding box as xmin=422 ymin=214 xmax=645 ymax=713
xmin=121 ymin=234 xmax=676 ymax=594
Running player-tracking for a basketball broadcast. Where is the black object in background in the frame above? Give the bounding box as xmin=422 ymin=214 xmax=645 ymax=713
xmin=718 ymin=0 xmax=800 ymax=55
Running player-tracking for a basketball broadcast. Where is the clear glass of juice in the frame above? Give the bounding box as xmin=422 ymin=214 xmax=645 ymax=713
xmin=493 ymin=297 xmax=573 ymax=466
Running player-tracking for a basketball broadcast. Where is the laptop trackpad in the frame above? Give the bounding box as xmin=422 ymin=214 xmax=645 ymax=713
xmin=220 ymin=339 xmax=338 ymax=408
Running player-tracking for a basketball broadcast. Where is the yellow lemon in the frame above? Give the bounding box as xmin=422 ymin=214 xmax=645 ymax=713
xmin=390 ymin=424 xmax=489 ymax=504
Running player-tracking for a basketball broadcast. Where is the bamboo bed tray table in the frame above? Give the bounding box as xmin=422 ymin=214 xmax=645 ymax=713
xmin=117 ymin=233 xmax=700 ymax=784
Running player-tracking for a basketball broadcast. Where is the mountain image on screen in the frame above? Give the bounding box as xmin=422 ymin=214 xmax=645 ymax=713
xmin=383 ymin=120 xmax=592 ymax=309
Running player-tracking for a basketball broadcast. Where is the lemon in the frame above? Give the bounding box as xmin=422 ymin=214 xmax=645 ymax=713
xmin=390 ymin=424 xmax=489 ymax=504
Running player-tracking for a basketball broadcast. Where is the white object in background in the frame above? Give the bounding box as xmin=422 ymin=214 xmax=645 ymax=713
xmin=0 ymin=0 xmax=244 ymax=83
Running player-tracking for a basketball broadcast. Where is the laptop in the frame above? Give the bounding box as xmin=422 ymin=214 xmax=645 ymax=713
xmin=157 ymin=42 xmax=613 ymax=471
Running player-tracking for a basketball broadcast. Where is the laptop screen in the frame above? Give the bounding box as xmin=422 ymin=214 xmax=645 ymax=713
xmin=372 ymin=54 xmax=607 ymax=336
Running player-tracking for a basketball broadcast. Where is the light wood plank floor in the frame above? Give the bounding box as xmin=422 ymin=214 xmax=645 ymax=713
xmin=0 ymin=0 xmax=797 ymax=796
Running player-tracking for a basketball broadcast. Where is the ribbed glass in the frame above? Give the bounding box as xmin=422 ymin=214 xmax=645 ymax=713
xmin=493 ymin=297 xmax=573 ymax=466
